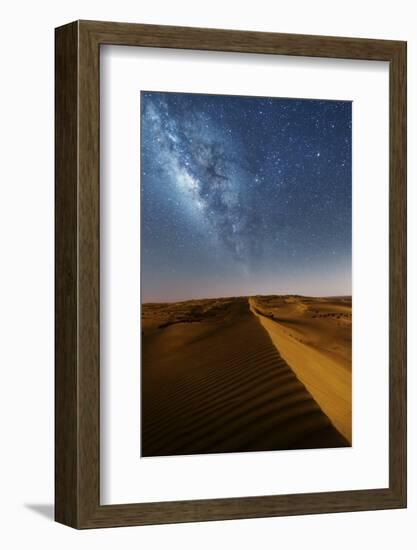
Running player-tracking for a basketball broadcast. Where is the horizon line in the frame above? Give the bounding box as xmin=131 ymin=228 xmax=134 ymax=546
xmin=142 ymin=293 xmax=352 ymax=305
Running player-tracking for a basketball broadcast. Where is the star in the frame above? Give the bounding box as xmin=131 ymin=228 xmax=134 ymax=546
xmin=141 ymin=91 xmax=352 ymax=300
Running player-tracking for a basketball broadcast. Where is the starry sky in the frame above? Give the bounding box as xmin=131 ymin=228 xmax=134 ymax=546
xmin=141 ymin=91 xmax=351 ymax=303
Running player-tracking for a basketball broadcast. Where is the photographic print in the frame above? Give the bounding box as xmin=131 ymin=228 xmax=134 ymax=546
xmin=141 ymin=91 xmax=352 ymax=457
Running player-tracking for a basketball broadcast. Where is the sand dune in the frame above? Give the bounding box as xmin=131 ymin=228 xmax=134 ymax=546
xmin=249 ymin=296 xmax=351 ymax=442
xmin=141 ymin=297 xmax=349 ymax=457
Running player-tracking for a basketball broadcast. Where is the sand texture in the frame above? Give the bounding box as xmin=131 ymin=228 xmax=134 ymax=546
xmin=141 ymin=296 xmax=350 ymax=457
xmin=249 ymin=296 xmax=351 ymax=442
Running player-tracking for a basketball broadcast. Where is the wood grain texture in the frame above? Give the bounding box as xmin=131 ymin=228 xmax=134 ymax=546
xmin=55 ymin=20 xmax=407 ymax=529
xmin=55 ymin=21 xmax=79 ymax=527
xmin=388 ymin=41 xmax=407 ymax=503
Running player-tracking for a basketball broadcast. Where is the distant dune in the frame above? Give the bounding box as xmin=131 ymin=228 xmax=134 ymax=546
xmin=141 ymin=296 xmax=351 ymax=457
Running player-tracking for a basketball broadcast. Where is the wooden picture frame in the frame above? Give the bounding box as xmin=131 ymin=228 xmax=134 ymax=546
xmin=55 ymin=20 xmax=407 ymax=528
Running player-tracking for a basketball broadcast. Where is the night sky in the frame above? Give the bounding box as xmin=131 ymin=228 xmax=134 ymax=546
xmin=141 ymin=91 xmax=351 ymax=303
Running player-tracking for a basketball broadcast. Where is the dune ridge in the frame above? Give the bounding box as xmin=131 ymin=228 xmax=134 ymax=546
xmin=142 ymin=297 xmax=349 ymax=457
xmin=249 ymin=296 xmax=352 ymax=442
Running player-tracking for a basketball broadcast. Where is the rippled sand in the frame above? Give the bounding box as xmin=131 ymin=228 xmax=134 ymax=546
xmin=141 ymin=296 xmax=351 ymax=457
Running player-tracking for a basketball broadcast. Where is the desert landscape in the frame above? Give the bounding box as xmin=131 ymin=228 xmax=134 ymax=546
xmin=141 ymin=92 xmax=352 ymax=458
xmin=141 ymin=295 xmax=351 ymax=457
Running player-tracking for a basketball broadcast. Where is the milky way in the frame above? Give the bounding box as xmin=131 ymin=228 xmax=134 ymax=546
xmin=141 ymin=91 xmax=352 ymax=302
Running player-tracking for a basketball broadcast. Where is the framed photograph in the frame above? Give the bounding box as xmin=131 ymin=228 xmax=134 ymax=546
xmin=55 ymin=20 xmax=407 ymax=528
